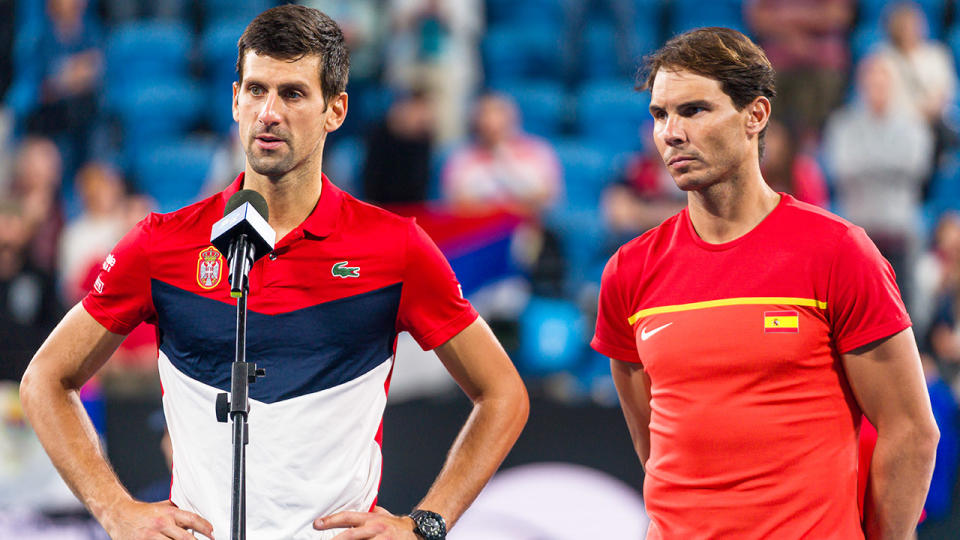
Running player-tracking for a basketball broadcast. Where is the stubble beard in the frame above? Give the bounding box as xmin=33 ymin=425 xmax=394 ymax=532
xmin=247 ymin=140 xmax=296 ymax=179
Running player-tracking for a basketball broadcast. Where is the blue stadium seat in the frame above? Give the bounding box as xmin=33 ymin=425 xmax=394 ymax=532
xmin=923 ymin=150 xmax=960 ymax=234
xmin=110 ymin=80 xmax=206 ymax=152
xmin=104 ymin=21 xmax=193 ymax=90
xmin=667 ymin=0 xmax=745 ymax=36
xmin=201 ymin=20 xmax=248 ymax=133
xmin=487 ymin=0 xmax=565 ymax=27
xmin=491 ymin=80 xmax=567 ymax=139
xmin=132 ymin=139 xmax=218 ymax=212
xmin=633 ymin=1 xmax=662 ymax=61
xmin=545 ymin=204 xmax=609 ymax=292
xmin=576 ymin=79 xmax=651 ymax=153
xmin=203 ymin=0 xmax=274 ymax=26
xmin=482 ymin=22 xmax=563 ymax=85
xmin=584 ymin=20 xmax=620 ymax=81
xmin=948 ymin=27 xmax=960 ymax=74
xmin=552 ymin=138 xmax=617 ymax=211
xmin=851 ymin=22 xmax=885 ymax=65
xmin=482 ymin=25 xmax=529 ymax=85
xmin=518 ymin=296 xmax=588 ymax=375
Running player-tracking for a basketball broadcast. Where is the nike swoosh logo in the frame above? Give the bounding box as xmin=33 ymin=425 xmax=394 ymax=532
xmin=640 ymin=322 xmax=673 ymax=341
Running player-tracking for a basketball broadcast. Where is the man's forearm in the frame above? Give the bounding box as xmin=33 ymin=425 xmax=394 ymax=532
xmin=20 ymin=369 xmax=135 ymax=527
xmin=414 ymin=390 xmax=528 ymax=528
xmin=865 ymin=424 xmax=939 ymax=539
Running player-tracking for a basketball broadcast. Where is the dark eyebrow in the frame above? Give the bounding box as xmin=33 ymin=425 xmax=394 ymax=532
xmin=243 ymin=79 xmax=309 ymax=94
xmin=678 ymin=100 xmax=712 ymax=110
xmin=278 ymin=82 xmax=309 ymax=94
xmin=649 ymin=104 xmax=665 ymax=115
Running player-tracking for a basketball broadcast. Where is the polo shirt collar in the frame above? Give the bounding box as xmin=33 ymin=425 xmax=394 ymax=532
xmin=219 ymin=172 xmax=343 ymax=238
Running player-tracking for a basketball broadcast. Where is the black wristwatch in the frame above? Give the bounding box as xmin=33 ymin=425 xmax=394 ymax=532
xmin=409 ymin=509 xmax=446 ymax=540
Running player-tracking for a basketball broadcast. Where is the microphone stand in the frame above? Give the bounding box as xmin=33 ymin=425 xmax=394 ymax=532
xmin=215 ymin=234 xmax=265 ymax=540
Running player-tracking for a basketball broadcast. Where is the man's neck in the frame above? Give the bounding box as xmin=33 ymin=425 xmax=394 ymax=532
xmin=242 ymin=166 xmax=323 ymax=241
xmin=686 ymin=166 xmax=781 ymax=244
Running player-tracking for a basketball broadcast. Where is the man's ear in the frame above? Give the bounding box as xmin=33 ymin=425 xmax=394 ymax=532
xmin=324 ymin=92 xmax=349 ymax=133
xmin=745 ymin=96 xmax=771 ymax=137
xmin=232 ymin=81 xmax=240 ymax=123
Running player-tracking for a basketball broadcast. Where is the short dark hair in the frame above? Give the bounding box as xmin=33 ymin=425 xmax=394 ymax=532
xmin=236 ymin=5 xmax=349 ymax=107
xmin=640 ymin=27 xmax=776 ymax=155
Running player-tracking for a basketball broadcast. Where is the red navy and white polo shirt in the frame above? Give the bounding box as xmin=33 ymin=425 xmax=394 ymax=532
xmin=82 ymin=173 xmax=478 ymax=539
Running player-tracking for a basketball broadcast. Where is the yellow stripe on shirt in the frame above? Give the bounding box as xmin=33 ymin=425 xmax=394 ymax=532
xmin=627 ymin=297 xmax=828 ymax=325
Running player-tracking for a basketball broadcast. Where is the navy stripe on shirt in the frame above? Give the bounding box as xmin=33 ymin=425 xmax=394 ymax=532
xmin=152 ymin=279 xmax=401 ymax=404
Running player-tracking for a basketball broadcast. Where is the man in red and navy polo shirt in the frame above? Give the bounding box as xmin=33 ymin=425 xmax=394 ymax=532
xmin=20 ymin=6 xmax=528 ymax=540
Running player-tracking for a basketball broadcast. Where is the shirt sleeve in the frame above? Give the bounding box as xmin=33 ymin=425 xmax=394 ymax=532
xmin=81 ymin=217 xmax=156 ymax=335
xmin=396 ymin=219 xmax=478 ymax=350
xmin=828 ymin=226 xmax=912 ymax=354
xmin=591 ymin=249 xmax=642 ymax=364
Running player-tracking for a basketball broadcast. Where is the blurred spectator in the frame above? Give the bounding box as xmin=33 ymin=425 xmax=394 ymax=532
xmin=58 ymin=162 xmax=126 ymax=304
xmin=443 ymin=92 xmax=565 ymax=304
xmin=0 ymin=200 xmax=62 ymax=383
xmin=879 ymin=3 xmax=956 ymax=127
xmin=600 ymin=143 xmax=685 ymax=241
xmin=919 ymin=352 xmax=959 ymax=522
xmin=442 ymin=93 xmax=561 ymax=217
xmin=822 ymin=55 xmax=932 ymax=305
xmin=562 ymin=0 xmax=639 ymax=87
xmin=305 ymin=0 xmax=387 ymax=85
xmin=760 ymin=119 xmax=829 ymax=208
xmin=386 ymin=0 xmax=482 ymax=143
xmin=9 ymin=137 xmax=64 ymax=273
xmin=914 ymin=213 xmax=960 ymax=340
xmin=363 ymin=89 xmax=434 ymax=205
xmin=746 ymin=0 xmax=854 ymax=140
xmin=16 ymin=0 xmax=103 ymax=170
xmin=876 ymin=2 xmax=958 ymax=168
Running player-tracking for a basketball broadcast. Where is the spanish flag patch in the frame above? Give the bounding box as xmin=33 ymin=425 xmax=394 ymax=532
xmin=764 ymin=310 xmax=799 ymax=333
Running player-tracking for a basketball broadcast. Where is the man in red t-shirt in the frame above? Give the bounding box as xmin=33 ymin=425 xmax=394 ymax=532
xmin=592 ymin=27 xmax=938 ymax=539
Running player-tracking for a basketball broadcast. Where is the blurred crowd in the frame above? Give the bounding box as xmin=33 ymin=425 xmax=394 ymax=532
xmin=5 ymin=0 xmax=960 ymax=533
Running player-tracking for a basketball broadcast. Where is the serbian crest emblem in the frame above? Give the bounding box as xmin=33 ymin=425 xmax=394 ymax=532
xmin=196 ymin=246 xmax=224 ymax=289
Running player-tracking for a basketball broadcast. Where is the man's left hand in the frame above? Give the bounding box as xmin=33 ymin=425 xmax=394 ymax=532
xmin=315 ymin=506 xmax=419 ymax=539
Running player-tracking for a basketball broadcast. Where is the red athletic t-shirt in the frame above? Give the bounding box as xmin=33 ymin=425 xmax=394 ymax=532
xmin=592 ymin=194 xmax=910 ymax=539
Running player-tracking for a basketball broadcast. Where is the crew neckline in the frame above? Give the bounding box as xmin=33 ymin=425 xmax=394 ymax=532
xmin=683 ymin=193 xmax=789 ymax=252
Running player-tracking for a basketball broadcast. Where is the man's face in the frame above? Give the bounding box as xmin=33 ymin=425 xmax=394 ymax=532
xmin=473 ymin=96 xmax=515 ymax=148
xmin=649 ymin=69 xmax=754 ymax=192
xmin=233 ymin=53 xmax=342 ymax=179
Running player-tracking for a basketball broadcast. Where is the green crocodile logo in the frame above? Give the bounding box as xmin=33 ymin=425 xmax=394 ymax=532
xmin=331 ymin=261 xmax=360 ymax=278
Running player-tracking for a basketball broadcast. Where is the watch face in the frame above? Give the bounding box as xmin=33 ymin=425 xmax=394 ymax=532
xmin=420 ymin=517 xmax=442 ymax=535
xmin=412 ymin=510 xmax=446 ymax=540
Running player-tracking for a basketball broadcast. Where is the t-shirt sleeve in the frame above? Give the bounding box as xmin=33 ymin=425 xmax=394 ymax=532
xmin=396 ymin=219 xmax=478 ymax=350
xmin=591 ymin=249 xmax=642 ymax=364
xmin=828 ymin=226 xmax=912 ymax=354
xmin=80 ymin=217 xmax=156 ymax=335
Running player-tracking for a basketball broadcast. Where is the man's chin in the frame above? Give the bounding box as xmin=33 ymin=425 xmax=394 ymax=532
xmin=249 ymin=159 xmax=294 ymax=178
xmin=247 ymin=156 xmax=291 ymax=176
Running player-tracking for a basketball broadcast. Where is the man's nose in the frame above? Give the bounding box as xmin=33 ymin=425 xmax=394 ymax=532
xmin=661 ymin=115 xmax=686 ymax=146
xmin=258 ymin=92 xmax=281 ymax=126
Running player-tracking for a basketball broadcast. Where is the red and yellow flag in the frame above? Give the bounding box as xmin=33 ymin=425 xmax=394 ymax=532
xmin=764 ymin=310 xmax=799 ymax=333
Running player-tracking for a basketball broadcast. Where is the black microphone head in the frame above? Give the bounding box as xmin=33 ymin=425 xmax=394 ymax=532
xmin=225 ymin=189 xmax=269 ymax=221
xmin=211 ymin=189 xmax=275 ymax=263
